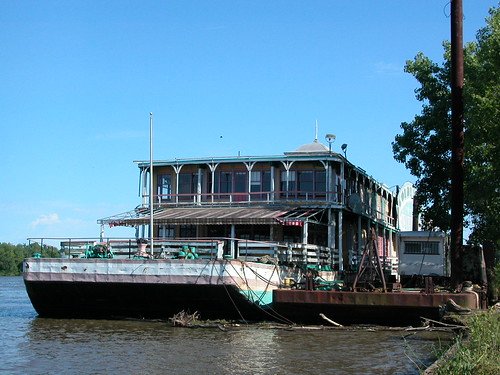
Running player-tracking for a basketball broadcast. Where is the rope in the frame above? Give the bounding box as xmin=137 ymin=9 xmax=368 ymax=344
xmin=219 ymin=259 xmax=248 ymax=324
xmin=227 ymin=260 xmax=295 ymax=325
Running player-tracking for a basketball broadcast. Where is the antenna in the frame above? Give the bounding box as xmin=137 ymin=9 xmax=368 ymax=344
xmin=314 ymin=120 xmax=319 ymax=142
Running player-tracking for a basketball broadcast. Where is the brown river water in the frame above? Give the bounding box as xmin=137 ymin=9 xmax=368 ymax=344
xmin=0 ymin=276 xmax=453 ymax=374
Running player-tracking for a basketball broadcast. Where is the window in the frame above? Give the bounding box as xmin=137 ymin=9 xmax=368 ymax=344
xmin=297 ymin=171 xmax=313 ymax=197
xmin=158 ymin=174 xmax=172 ymax=201
xmin=282 ymin=170 xmax=326 ymax=200
xmin=250 ymin=170 xmax=271 ymax=200
xmin=179 ymin=225 xmax=196 ymax=238
xmin=315 ymin=171 xmax=326 ymax=192
xmin=178 ymin=173 xmax=201 ymax=201
xmin=159 ymin=225 xmax=175 ymax=238
xmin=280 ymin=170 xmax=296 ymax=197
xmin=250 ymin=171 xmax=261 ymax=192
xmin=234 ymin=172 xmax=246 ymax=192
xmin=404 ymin=241 xmax=440 ymax=255
xmin=233 ymin=172 xmax=247 ymax=201
xmin=219 ymin=172 xmax=232 ymax=194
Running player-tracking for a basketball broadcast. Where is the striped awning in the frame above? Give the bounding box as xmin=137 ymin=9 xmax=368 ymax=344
xmin=106 ymin=207 xmax=290 ymax=226
xmin=103 ymin=206 xmax=326 ymax=227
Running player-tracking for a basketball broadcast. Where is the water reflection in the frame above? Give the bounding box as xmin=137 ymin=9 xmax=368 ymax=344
xmin=1 ymin=277 xmax=453 ymax=375
xmin=20 ymin=319 xmax=452 ymax=375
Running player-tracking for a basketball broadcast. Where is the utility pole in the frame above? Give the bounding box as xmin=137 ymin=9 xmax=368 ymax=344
xmin=450 ymin=0 xmax=464 ymax=288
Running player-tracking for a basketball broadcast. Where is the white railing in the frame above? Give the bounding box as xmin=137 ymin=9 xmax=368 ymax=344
xmin=28 ymin=237 xmax=339 ymax=270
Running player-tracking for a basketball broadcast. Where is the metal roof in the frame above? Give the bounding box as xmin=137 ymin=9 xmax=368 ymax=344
xmin=134 ymin=152 xmax=343 ymax=168
xmin=103 ymin=207 xmax=326 ymax=227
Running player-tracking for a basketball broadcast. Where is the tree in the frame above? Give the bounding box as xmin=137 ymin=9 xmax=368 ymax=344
xmin=393 ymin=6 xmax=499 ymax=249
xmin=0 ymin=242 xmax=60 ymax=276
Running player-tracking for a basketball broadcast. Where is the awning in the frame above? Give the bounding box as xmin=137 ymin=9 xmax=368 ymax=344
xmin=275 ymin=208 xmax=326 ymax=226
xmin=102 ymin=207 xmax=326 ymax=227
xmin=105 ymin=207 xmax=291 ymax=226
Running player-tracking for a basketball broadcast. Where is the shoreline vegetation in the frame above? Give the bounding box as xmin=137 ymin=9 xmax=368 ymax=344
xmin=0 ymin=242 xmax=59 ymax=276
xmin=425 ymin=308 xmax=499 ymax=375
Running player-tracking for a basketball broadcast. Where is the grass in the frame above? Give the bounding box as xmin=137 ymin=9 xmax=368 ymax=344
xmin=427 ymin=308 xmax=499 ymax=375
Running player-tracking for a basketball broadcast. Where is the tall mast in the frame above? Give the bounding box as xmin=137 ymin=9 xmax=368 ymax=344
xmin=149 ymin=112 xmax=154 ymax=255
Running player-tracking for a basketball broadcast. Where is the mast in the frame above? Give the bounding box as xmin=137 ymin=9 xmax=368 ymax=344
xmin=149 ymin=112 xmax=154 ymax=255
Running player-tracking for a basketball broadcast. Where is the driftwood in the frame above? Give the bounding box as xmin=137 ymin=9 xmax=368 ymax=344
xmin=319 ymin=313 xmax=343 ymax=327
xmin=420 ymin=316 xmax=466 ymax=329
xmin=169 ymin=310 xmax=200 ymax=327
xmin=169 ymin=311 xmax=229 ymax=331
xmin=168 ymin=311 xmax=463 ymax=334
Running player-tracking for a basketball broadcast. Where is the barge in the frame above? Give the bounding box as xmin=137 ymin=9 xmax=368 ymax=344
xmin=23 ymin=255 xmax=298 ymax=321
xmin=24 ymin=135 xmax=484 ymax=324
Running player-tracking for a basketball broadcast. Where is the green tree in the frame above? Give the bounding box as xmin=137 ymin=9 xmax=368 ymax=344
xmin=0 ymin=242 xmax=60 ymax=276
xmin=393 ymin=6 xmax=500 ymax=249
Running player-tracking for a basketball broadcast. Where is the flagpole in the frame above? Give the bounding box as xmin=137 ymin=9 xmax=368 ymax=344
xmin=149 ymin=112 xmax=154 ymax=256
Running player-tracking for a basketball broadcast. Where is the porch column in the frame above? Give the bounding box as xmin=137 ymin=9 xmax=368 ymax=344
xmin=142 ymin=168 xmax=148 ymax=206
xmin=302 ymin=221 xmax=308 ymax=244
xmin=382 ymin=227 xmax=387 ymax=273
xmin=270 ymin=166 xmax=275 ymax=202
xmin=338 ymin=210 xmax=343 ymax=272
xmin=173 ymin=164 xmax=183 ymax=205
xmin=280 ymin=160 xmax=295 ymax=200
xmin=357 ymin=216 xmax=362 ymax=258
xmin=327 ymin=163 xmax=333 ymax=202
xmin=340 ymin=161 xmax=345 ymax=205
xmin=197 ymin=168 xmax=203 ymax=205
xmin=244 ymin=162 xmax=256 ymax=202
xmin=230 ymin=224 xmax=236 ymax=258
xmin=207 ymin=162 xmax=219 ymax=204
xmin=328 ymin=209 xmax=336 ymax=270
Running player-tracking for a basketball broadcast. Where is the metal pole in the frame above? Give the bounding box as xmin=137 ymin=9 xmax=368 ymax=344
xmin=149 ymin=112 xmax=154 ymax=256
xmin=450 ymin=0 xmax=464 ymax=288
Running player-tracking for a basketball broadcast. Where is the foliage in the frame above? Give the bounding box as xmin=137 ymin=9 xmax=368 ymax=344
xmin=433 ymin=310 xmax=500 ymax=375
xmin=393 ymin=7 xmax=500 ymax=248
xmin=0 ymin=242 xmax=60 ymax=276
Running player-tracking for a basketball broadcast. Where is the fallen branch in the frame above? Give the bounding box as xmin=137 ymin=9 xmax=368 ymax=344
xmin=420 ymin=317 xmax=466 ymax=329
xmin=319 ymin=313 xmax=343 ymax=327
xmin=169 ymin=310 xmax=200 ymax=327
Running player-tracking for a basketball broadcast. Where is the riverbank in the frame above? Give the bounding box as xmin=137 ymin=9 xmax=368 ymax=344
xmin=424 ymin=306 xmax=499 ymax=375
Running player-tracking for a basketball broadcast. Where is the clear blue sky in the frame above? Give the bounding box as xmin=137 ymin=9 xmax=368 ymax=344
xmin=1 ymin=1 xmax=497 ymax=245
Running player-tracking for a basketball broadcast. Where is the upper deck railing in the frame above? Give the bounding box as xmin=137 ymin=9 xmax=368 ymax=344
xmin=153 ymin=190 xmax=340 ymax=205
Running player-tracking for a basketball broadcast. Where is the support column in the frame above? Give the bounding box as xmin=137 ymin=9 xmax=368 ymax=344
xmin=270 ymin=165 xmax=275 ymax=202
xmin=328 ymin=209 xmax=336 ymax=270
xmin=173 ymin=164 xmax=183 ymax=205
xmin=340 ymin=161 xmax=345 ymax=205
xmin=197 ymin=168 xmax=202 ymax=205
xmin=357 ymin=216 xmax=362 ymax=257
xmin=230 ymin=224 xmax=236 ymax=258
xmin=327 ymin=163 xmax=333 ymax=202
xmin=302 ymin=221 xmax=308 ymax=244
xmin=207 ymin=162 xmax=219 ymax=204
xmin=142 ymin=168 xmax=148 ymax=206
xmin=338 ymin=210 xmax=343 ymax=272
xmin=244 ymin=162 xmax=255 ymax=202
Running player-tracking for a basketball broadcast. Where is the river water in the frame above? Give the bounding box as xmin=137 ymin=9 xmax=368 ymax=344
xmin=0 ymin=276 xmax=452 ymax=374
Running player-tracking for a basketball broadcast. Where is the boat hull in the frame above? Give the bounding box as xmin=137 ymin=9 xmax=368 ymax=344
xmin=273 ymin=289 xmax=481 ymax=326
xmin=23 ymin=258 xmax=289 ymax=321
xmin=24 ymin=280 xmax=266 ymax=320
